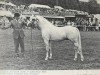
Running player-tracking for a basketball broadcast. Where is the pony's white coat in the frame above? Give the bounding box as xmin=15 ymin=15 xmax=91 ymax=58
xmin=34 ymin=15 xmax=84 ymax=61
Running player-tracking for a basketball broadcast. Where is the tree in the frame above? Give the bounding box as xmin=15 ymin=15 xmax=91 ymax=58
xmin=64 ymin=0 xmax=80 ymax=10
xmin=88 ymin=0 xmax=98 ymax=14
xmin=6 ymin=0 xmax=100 ymax=14
xmin=79 ymin=1 xmax=89 ymax=12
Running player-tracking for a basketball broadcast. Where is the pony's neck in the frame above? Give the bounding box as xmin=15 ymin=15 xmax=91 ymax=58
xmin=38 ymin=16 xmax=54 ymax=30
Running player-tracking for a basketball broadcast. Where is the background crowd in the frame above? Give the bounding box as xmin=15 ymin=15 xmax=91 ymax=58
xmin=0 ymin=1 xmax=100 ymax=31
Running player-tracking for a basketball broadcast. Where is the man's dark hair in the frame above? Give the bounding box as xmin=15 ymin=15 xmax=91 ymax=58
xmin=14 ymin=13 xmax=20 ymax=17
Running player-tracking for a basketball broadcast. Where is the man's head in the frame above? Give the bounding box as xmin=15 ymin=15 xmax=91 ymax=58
xmin=14 ymin=13 xmax=20 ymax=20
xmin=32 ymin=19 xmax=35 ymax=22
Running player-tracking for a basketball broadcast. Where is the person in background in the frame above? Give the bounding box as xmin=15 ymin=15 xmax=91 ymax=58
xmin=95 ymin=18 xmax=99 ymax=31
xmin=2 ymin=15 xmax=9 ymax=28
xmin=26 ymin=17 xmax=31 ymax=29
xmin=71 ymin=21 xmax=75 ymax=27
xmin=67 ymin=20 xmax=71 ymax=26
xmin=3 ymin=13 xmax=27 ymax=57
xmin=1 ymin=15 xmax=10 ymax=29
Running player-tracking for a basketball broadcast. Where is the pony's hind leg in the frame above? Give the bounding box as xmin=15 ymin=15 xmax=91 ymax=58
xmin=74 ymin=42 xmax=78 ymax=61
xmin=78 ymin=47 xmax=84 ymax=61
xmin=74 ymin=42 xmax=84 ymax=61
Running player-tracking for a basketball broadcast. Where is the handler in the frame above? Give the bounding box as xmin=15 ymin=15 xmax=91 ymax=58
xmin=4 ymin=13 xmax=27 ymax=57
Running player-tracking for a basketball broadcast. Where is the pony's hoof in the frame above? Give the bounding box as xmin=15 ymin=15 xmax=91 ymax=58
xmin=45 ymin=58 xmax=48 ymax=60
xmin=49 ymin=57 xmax=52 ymax=59
xmin=74 ymin=58 xmax=77 ymax=61
xmin=81 ymin=58 xmax=84 ymax=61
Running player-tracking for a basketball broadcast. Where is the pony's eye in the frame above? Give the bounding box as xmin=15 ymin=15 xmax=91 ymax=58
xmin=36 ymin=19 xmax=39 ymax=22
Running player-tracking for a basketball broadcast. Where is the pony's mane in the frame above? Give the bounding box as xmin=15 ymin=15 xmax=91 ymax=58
xmin=36 ymin=15 xmax=54 ymax=25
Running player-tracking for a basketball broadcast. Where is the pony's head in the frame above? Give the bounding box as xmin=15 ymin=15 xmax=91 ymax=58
xmin=34 ymin=15 xmax=53 ymax=25
xmin=29 ymin=15 xmax=54 ymax=30
xmin=27 ymin=15 xmax=40 ymax=29
xmin=20 ymin=15 xmax=26 ymax=21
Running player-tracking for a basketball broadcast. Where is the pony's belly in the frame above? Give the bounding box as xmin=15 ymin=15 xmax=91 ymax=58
xmin=51 ymin=38 xmax=69 ymax=41
xmin=50 ymin=34 xmax=68 ymax=41
xmin=50 ymin=37 xmax=68 ymax=41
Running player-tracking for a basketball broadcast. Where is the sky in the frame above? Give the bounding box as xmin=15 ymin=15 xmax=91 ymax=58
xmin=79 ymin=0 xmax=100 ymax=4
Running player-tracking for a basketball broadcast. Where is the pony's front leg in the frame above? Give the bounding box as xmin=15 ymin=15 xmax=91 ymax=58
xmin=49 ymin=41 xmax=52 ymax=59
xmin=45 ymin=45 xmax=49 ymax=60
xmin=44 ymin=39 xmax=50 ymax=60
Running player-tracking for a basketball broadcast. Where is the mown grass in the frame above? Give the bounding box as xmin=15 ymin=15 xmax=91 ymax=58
xmin=0 ymin=29 xmax=100 ymax=70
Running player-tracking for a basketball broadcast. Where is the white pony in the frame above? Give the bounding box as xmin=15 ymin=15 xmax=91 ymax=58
xmin=32 ymin=15 xmax=84 ymax=61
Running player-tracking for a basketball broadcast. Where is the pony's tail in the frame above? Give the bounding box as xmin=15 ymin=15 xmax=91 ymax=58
xmin=78 ymin=32 xmax=82 ymax=50
xmin=77 ymin=28 xmax=84 ymax=61
xmin=77 ymin=28 xmax=82 ymax=50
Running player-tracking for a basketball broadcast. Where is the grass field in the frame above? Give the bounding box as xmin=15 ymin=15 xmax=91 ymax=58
xmin=0 ymin=29 xmax=100 ymax=70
